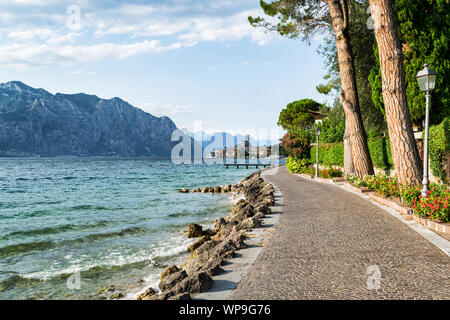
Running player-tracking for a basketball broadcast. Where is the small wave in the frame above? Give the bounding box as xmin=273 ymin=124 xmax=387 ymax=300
xmin=0 ymin=274 xmax=44 ymax=292
xmin=15 ymin=234 xmax=193 ymax=283
xmin=167 ymin=206 xmax=228 ymax=218
xmin=62 ymin=176 xmax=76 ymax=180
xmin=0 ymin=221 xmax=113 ymax=240
xmin=1 ymin=225 xmax=76 ymax=240
xmin=0 ymin=227 xmax=147 ymax=258
xmin=69 ymin=205 xmax=108 ymax=211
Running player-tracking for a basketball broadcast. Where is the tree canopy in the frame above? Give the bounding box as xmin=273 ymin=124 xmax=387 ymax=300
xmin=249 ymin=0 xmax=332 ymax=41
xmin=277 ymin=99 xmax=324 ymax=131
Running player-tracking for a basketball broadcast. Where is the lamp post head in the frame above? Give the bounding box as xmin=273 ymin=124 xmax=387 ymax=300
xmin=416 ymin=64 xmax=437 ymax=93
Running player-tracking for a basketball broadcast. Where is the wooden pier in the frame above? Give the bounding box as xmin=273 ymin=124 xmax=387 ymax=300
xmin=225 ymin=163 xmax=270 ymax=169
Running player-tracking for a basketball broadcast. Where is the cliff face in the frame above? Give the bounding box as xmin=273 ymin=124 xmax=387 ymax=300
xmin=0 ymin=81 xmax=178 ymax=157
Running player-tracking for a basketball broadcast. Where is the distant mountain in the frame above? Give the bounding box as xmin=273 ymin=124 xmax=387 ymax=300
xmin=0 ymin=81 xmax=179 ymax=157
xmin=187 ymin=131 xmax=279 ymax=149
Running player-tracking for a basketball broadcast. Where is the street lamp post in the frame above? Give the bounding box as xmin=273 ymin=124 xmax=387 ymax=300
xmin=416 ymin=64 xmax=437 ymax=197
xmin=315 ymin=126 xmax=321 ymax=178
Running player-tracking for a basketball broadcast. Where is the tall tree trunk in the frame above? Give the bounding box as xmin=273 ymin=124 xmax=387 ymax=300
xmin=343 ymin=125 xmax=354 ymax=176
xmin=340 ymin=93 xmax=354 ymax=176
xmin=328 ymin=0 xmax=374 ymax=177
xmin=368 ymin=0 xmax=423 ymax=185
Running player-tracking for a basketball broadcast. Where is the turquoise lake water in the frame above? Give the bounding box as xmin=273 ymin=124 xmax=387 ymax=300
xmin=0 ymin=158 xmax=258 ymax=299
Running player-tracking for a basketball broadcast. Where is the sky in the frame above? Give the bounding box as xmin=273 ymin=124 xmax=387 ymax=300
xmin=0 ymin=0 xmax=333 ymax=138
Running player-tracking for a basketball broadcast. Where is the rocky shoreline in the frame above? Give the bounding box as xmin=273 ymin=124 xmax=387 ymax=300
xmin=136 ymin=170 xmax=275 ymax=300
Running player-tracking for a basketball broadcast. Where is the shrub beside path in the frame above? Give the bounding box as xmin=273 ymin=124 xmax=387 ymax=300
xmin=229 ymin=166 xmax=449 ymax=299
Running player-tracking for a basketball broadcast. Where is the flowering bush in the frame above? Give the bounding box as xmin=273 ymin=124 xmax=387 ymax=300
xmin=346 ymin=174 xmax=400 ymax=198
xmin=286 ymin=157 xmax=342 ymax=177
xmin=347 ymin=174 xmax=449 ymax=222
xmin=318 ymin=168 xmax=343 ymax=178
xmin=399 ymin=184 xmax=422 ymax=206
xmin=281 ymin=130 xmax=311 ymax=160
xmin=411 ymin=185 xmax=449 ymax=222
xmin=346 ymin=175 xmax=366 ymax=188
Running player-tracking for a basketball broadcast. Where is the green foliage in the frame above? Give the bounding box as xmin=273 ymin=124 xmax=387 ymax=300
xmin=411 ymin=185 xmax=449 ymax=222
xmin=286 ymin=156 xmax=342 ymax=178
xmin=249 ymin=0 xmax=332 ymax=41
xmin=281 ymin=129 xmax=312 ymax=160
xmin=310 ymin=143 xmax=344 ymax=167
xmin=317 ymin=167 xmax=343 ymax=178
xmin=368 ymin=44 xmax=385 ymax=117
xmin=347 ymin=174 xmax=400 ymax=198
xmin=367 ymin=135 xmax=393 ymax=170
xmin=369 ymin=0 xmax=450 ymax=126
xmin=277 ymin=99 xmax=323 ymax=131
xmin=316 ymin=73 xmax=340 ymax=95
xmin=427 ymin=117 xmax=450 ymax=183
xmin=348 ymin=175 xmax=449 ymax=222
xmin=286 ymin=156 xmax=310 ymax=174
xmin=309 ymin=135 xmax=393 ymax=170
xmin=400 ymin=184 xmax=422 ymax=206
xmin=312 ymin=104 xmax=345 ymax=143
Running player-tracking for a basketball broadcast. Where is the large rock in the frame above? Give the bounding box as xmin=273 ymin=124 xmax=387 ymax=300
xmin=167 ymin=293 xmax=191 ymax=300
xmin=238 ymin=212 xmax=264 ymax=231
xmin=137 ymin=288 xmax=156 ymax=300
xmin=160 ymin=265 xmax=180 ymax=280
xmin=159 ymin=270 xmax=188 ymax=292
xmin=202 ymin=255 xmax=225 ymax=276
xmin=214 ymin=217 xmax=227 ymax=233
xmin=187 ymin=223 xmax=203 ymax=238
xmin=171 ymin=271 xmax=213 ymax=295
xmin=255 ymin=204 xmax=271 ymax=215
xmin=231 ymin=200 xmax=254 ymax=222
xmin=187 ymin=235 xmax=210 ymax=252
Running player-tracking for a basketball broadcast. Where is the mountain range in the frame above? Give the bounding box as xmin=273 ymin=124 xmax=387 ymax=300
xmin=0 ymin=81 xmax=178 ymax=157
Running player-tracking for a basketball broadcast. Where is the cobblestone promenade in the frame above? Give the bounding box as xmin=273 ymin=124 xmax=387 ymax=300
xmin=229 ymin=166 xmax=450 ymax=299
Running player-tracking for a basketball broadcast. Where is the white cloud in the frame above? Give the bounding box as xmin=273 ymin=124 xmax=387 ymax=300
xmin=139 ymin=102 xmax=199 ymax=116
xmin=0 ymin=40 xmax=193 ymax=68
xmin=8 ymin=28 xmax=54 ymax=40
xmin=177 ymin=10 xmax=274 ymax=45
xmin=0 ymin=2 xmax=278 ymax=68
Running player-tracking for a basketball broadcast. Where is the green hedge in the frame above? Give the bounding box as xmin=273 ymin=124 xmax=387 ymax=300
xmin=428 ymin=117 xmax=450 ymax=183
xmin=310 ymin=119 xmax=450 ymax=181
xmin=310 ymin=137 xmax=393 ymax=170
xmin=368 ymin=136 xmax=393 ymax=170
xmin=310 ymin=143 xmax=344 ymax=167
